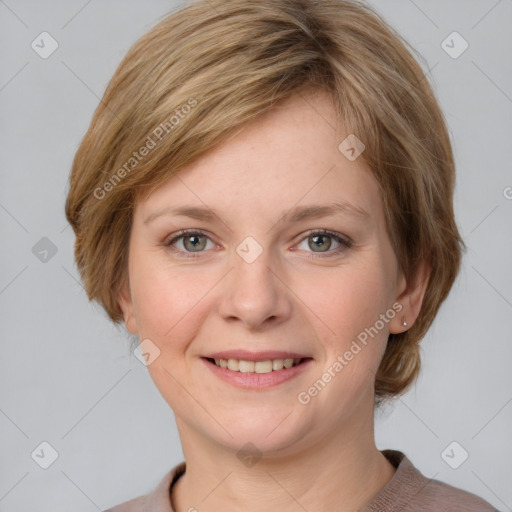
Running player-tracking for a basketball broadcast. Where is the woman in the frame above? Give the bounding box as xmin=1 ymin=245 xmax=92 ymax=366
xmin=65 ymin=0 xmax=498 ymax=510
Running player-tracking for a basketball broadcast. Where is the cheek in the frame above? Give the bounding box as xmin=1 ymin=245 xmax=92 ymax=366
xmin=130 ymin=258 xmax=216 ymax=344
xmin=307 ymin=263 xmax=391 ymax=339
xmin=299 ymin=258 xmax=394 ymax=393
xmin=287 ymin=270 xmax=392 ymax=421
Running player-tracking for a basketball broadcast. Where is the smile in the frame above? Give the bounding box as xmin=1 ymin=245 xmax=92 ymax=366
xmin=207 ymin=357 xmax=303 ymax=373
xmin=202 ymin=357 xmax=313 ymax=389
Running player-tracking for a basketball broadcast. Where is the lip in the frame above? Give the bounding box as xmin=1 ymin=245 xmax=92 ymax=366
xmin=201 ymin=356 xmax=313 ymax=390
xmin=203 ymin=350 xmax=312 ymax=362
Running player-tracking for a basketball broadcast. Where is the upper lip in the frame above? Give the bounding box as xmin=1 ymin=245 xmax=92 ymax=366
xmin=203 ymin=350 xmax=313 ymax=361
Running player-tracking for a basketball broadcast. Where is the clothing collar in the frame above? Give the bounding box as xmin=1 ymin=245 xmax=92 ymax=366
xmin=143 ymin=450 xmax=426 ymax=511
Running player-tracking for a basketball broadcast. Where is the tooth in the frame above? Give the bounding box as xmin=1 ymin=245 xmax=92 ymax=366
xmin=255 ymin=360 xmax=273 ymax=373
xmin=227 ymin=359 xmax=240 ymax=371
xmin=239 ymin=360 xmax=255 ymax=373
xmin=272 ymin=359 xmax=284 ymax=370
xmin=215 ymin=357 xmax=303 ymax=372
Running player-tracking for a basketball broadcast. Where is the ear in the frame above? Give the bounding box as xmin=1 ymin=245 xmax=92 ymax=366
xmin=118 ymin=282 xmax=139 ymax=335
xmin=389 ymin=257 xmax=431 ymax=334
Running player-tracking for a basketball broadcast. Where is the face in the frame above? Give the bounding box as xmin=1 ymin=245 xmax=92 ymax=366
xmin=119 ymin=89 xmax=412 ymax=456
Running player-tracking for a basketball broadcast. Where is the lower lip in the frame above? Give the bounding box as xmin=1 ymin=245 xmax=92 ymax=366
xmin=202 ymin=358 xmax=313 ymax=390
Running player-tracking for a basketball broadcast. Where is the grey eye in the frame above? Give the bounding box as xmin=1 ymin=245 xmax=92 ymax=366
xmin=308 ymin=234 xmax=333 ymax=252
xmin=182 ymin=234 xmax=208 ymax=252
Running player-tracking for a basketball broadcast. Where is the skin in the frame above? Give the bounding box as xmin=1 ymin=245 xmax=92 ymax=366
xmin=119 ymin=88 xmax=429 ymax=512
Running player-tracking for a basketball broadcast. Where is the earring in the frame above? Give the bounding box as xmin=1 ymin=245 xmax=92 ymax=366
xmin=402 ymin=316 xmax=408 ymax=327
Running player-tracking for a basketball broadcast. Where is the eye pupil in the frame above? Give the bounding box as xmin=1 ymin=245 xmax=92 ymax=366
xmin=309 ymin=234 xmax=331 ymax=252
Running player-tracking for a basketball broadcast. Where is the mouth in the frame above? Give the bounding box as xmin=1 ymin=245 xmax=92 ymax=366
xmin=202 ymin=357 xmax=312 ymax=373
xmin=201 ymin=353 xmax=314 ymax=389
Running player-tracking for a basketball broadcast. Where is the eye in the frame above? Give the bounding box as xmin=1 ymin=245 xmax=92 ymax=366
xmin=163 ymin=229 xmax=352 ymax=259
xmin=295 ymin=230 xmax=352 ymax=257
xmin=164 ymin=230 xmax=215 ymax=257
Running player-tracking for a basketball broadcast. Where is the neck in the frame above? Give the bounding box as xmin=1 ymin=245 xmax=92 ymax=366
xmin=171 ymin=401 xmax=396 ymax=512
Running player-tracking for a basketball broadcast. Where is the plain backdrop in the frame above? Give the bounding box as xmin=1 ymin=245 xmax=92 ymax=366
xmin=0 ymin=0 xmax=511 ymax=511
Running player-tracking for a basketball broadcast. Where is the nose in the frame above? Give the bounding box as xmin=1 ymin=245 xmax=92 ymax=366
xmin=217 ymin=244 xmax=293 ymax=330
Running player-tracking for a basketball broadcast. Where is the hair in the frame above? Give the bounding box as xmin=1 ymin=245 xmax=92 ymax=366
xmin=65 ymin=0 xmax=464 ymax=402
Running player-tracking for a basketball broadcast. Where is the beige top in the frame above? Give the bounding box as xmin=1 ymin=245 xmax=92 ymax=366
xmin=103 ymin=450 xmax=499 ymax=511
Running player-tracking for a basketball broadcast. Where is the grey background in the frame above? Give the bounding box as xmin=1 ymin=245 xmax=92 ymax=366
xmin=0 ymin=0 xmax=511 ymax=510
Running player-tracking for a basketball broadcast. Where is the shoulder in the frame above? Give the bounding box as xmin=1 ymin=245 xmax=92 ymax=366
xmin=365 ymin=450 xmax=499 ymax=512
xmin=103 ymin=495 xmax=146 ymax=512
xmin=102 ymin=462 xmax=186 ymax=512
xmin=416 ymin=473 xmax=499 ymax=511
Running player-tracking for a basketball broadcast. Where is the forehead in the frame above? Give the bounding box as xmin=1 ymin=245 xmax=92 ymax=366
xmin=136 ymin=89 xmax=381 ymax=224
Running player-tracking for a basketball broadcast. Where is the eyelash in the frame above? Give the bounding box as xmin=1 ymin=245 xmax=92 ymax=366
xmin=163 ymin=229 xmax=352 ymax=260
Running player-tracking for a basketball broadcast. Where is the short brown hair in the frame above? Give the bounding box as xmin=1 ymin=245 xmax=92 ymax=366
xmin=65 ymin=0 xmax=464 ymax=401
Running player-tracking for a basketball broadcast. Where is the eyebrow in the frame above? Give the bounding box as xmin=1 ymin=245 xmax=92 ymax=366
xmin=143 ymin=200 xmax=369 ymax=228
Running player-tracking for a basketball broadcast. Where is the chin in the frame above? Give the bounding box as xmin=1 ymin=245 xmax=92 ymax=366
xmin=210 ymin=410 xmax=314 ymax=454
